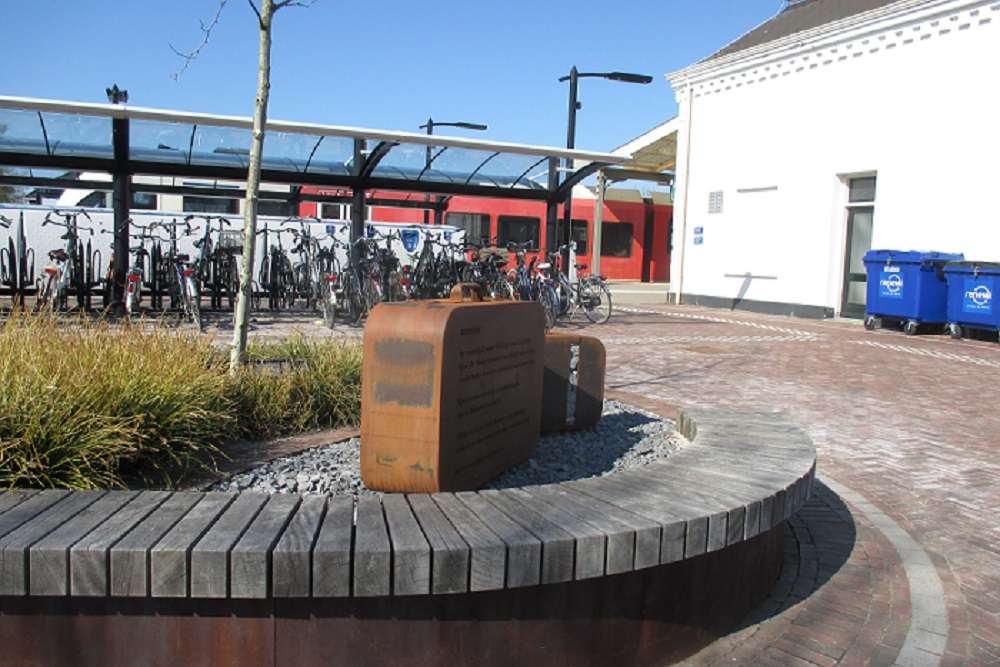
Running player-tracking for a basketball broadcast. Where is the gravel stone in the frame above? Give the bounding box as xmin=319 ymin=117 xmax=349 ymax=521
xmin=210 ymin=400 xmax=686 ymax=498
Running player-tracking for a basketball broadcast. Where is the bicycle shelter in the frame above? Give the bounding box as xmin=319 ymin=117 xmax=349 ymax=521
xmin=0 ymin=96 xmax=639 ymax=313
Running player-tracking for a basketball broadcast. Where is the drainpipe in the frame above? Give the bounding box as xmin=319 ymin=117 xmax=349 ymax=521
xmin=592 ymin=170 xmax=606 ymax=277
xmin=671 ymin=85 xmax=694 ymax=305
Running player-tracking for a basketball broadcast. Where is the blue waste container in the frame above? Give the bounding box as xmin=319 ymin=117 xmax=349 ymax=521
xmin=862 ymin=250 xmax=964 ymax=334
xmin=943 ymin=261 xmax=1000 ymax=339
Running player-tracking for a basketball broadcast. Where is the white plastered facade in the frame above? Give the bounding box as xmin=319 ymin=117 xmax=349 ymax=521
xmin=667 ymin=0 xmax=1000 ymax=316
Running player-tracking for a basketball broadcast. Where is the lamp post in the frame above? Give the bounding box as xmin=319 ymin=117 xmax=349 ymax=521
xmin=105 ymin=84 xmax=128 ymax=104
xmin=419 ymin=118 xmax=488 ymax=224
xmin=558 ymin=68 xmax=651 ymax=272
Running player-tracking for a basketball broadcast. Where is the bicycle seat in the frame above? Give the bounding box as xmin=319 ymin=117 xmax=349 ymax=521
xmin=175 ymin=253 xmax=190 ymax=262
xmin=575 ymin=263 xmax=588 ymax=271
xmin=48 ymin=248 xmax=69 ymax=261
xmin=536 ymin=262 xmax=551 ymax=271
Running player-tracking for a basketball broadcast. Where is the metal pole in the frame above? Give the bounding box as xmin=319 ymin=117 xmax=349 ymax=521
xmin=423 ymin=118 xmax=433 ymax=225
xmin=561 ymin=67 xmax=579 ymax=275
xmin=111 ymin=116 xmax=130 ymax=317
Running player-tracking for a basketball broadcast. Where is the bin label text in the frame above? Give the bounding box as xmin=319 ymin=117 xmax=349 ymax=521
xmin=962 ymin=278 xmax=993 ymax=315
xmin=879 ymin=270 xmax=904 ymax=299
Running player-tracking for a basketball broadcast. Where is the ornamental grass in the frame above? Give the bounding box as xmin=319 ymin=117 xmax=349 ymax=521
xmin=0 ymin=311 xmax=362 ymax=490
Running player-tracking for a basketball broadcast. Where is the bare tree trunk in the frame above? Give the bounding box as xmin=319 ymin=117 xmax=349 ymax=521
xmin=230 ymin=0 xmax=275 ymax=376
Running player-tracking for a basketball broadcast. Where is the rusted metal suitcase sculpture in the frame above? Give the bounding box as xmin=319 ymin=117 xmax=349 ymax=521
xmin=361 ymin=284 xmax=546 ymax=493
xmin=541 ymin=332 xmax=606 ymax=432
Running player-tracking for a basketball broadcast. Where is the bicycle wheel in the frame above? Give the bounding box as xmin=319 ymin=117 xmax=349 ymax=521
xmin=321 ymin=280 xmax=337 ymax=329
xmin=537 ymin=281 xmax=559 ymax=329
xmin=555 ymin=275 xmax=572 ymax=316
xmin=581 ymin=279 xmax=612 ymax=324
xmin=344 ymin=272 xmax=366 ymax=325
xmin=184 ymin=275 xmax=202 ymax=331
xmin=490 ymin=275 xmax=514 ymax=300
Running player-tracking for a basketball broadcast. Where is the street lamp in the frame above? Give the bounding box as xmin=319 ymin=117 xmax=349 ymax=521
xmin=418 ymin=118 xmax=488 ymax=224
xmin=557 ymin=67 xmax=651 ymax=271
xmin=105 ymin=84 xmax=128 ymax=104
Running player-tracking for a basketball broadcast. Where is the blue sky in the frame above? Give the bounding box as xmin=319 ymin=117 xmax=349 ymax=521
xmin=2 ymin=1 xmax=784 ymax=153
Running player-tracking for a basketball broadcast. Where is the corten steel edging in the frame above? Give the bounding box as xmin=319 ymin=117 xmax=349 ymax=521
xmin=0 ymin=409 xmax=816 ymax=667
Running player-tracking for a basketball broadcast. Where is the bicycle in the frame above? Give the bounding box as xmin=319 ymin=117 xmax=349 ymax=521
xmin=285 ymin=218 xmax=338 ymax=327
xmin=506 ymin=241 xmax=558 ymax=329
xmin=550 ymin=242 xmax=613 ymax=324
xmin=35 ymin=209 xmax=95 ymax=312
xmin=152 ymin=218 xmax=203 ymax=330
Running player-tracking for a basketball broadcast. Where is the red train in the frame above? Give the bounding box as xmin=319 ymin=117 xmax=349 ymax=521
xmin=299 ymin=188 xmax=672 ymax=282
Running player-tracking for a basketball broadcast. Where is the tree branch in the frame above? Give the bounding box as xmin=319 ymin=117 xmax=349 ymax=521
xmin=170 ymin=0 xmax=231 ymax=80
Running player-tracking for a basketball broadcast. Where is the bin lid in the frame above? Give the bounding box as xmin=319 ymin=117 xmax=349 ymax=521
xmin=942 ymin=261 xmax=1000 ymax=274
xmin=863 ymin=249 xmax=965 ymax=265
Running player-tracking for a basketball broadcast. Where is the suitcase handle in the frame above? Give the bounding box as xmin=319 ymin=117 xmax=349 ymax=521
xmin=449 ymin=282 xmax=484 ymax=302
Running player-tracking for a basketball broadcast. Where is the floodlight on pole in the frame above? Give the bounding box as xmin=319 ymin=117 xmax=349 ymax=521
xmin=557 ymin=67 xmax=651 ymax=272
xmin=105 ymin=84 xmax=128 ymax=104
xmin=419 ymin=118 xmax=488 ymax=223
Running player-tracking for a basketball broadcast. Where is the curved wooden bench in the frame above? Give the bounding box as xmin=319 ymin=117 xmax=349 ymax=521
xmin=0 ymin=408 xmax=816 ymax=666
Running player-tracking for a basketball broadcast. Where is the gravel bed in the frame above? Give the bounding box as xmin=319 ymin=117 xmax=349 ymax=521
xmin=210 ymin=400 xmax=686 ymax=498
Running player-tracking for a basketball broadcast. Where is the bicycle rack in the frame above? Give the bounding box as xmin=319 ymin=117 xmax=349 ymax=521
xmin=0 ymin=212 xmax=36 ymax=306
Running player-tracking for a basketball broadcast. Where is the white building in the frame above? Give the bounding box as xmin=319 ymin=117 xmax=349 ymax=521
xmin=666 ymin=0 xmax=1000 ymax=318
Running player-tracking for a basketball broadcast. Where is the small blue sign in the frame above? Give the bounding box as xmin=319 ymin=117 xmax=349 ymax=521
xmin=962 ymin=277 xmax=994 ymax=315
xmin=693 ymin=235 xmax=704 ymax=246
xmin=879 ymin=269 xmax=904 ymax=299
xmin=694 ymin=226 xmax=704 ymax=234
xmin=325 ymin=224 xmax=338 ymax=236
xmin=401 ymin=229 xmax=420 ymax=253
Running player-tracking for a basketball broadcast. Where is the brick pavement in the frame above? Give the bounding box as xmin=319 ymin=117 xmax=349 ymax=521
xmin=587 ymin=305 xmax=999 ymax=666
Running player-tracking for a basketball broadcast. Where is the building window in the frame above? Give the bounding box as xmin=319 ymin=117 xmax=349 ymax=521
xmin=445 ymin=212 xmax=491 ymax=244
xmin=183 ymin=196 xmax=239 ymax=214
xmin=600 ymin=222 xmax=634 ymax=257
xmin=497 ymin=215 xmax=540 ymax=249
xmin=848 ymin=176 xmax=877 ymax=203
xmin=554 ymin=218 xmax=589 ymax=255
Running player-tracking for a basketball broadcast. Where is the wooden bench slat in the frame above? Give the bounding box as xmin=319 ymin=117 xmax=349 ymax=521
xmin=149 ymin=493 xmax=235 ymax=598
xmin=312 ymin=496 xmax=354 ymax=597
xmin=30 ymin=491 xmax=140 ymax=596
xmin=353 ymin=496 xmax=391 ymax=598
xmin=190 ymin=493 xmax=269 ymax=598
xmin=273 ymin=495 xmax=326 ymax=598
xmin=71 ymin=491 xmax=173 ymax=597
xmin=382 ymin=494 xmax=431 ymax=596
xmin=0 ymin=490 xmax=40 ymax=522
xmin=0 ymin=490 xmax=69 ymax=542
xmin=455 ymin=491 xmax=541 ymax=589
xmin=477 ymin=489 xmax=576 ymax=585
xmin=110 ymin=493 xmax=202 ymax=597
xmin=504 ymin=487 xmax=607 ymax=580
xmin=230 ymin=493 xmax=301 ymax=599
xmin=408 ymin=494 xmax=470 ymax=594
xmin=430 ymin=493 xmax=506 ymax=592
xmin=0 ymin=491 xmax=104 ymax=596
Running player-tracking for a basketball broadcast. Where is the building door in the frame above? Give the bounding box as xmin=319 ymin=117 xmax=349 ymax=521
xmin=840 ymin=176 xmax=877 ymax=318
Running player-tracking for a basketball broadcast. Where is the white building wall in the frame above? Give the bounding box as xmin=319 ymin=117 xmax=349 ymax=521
xmin=669 ymin=0 xmax=1000 ymax=315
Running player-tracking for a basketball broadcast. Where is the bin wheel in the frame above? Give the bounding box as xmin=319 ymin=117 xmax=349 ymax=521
xmin=904 ymin=320 xmax=919 ymax=336
xmin=948 ymin=323 xmax=962 ymax=339
xmin=863 ymin=315 xmax=879 ymax=331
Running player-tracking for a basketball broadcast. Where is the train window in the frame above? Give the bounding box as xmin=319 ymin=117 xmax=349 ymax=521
xmin=554 ymin=218 xmax=589 ymax=255
xmin=183 ymin=196 xmax=240 ymax=214
xmin=445 ymin=212 xmax=491 ymax=244
xmin=321 ymin=203 xmax=346 ymax=219
xmin=258 ymin=199 xmax=291 ymax=217
xmin=498 ymin=215 xmax=540 ymax=249
xmin=132 ymin=192 xmax=158 ymax=210
xmin=76 ymin=191 xmax=108 ymax=208
xmin=600 ymin=222 xmax=634 ymax=258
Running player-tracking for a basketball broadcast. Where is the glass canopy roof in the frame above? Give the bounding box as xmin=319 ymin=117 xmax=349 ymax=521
xmin=0 ymin=97 xmax=629 ymax=201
